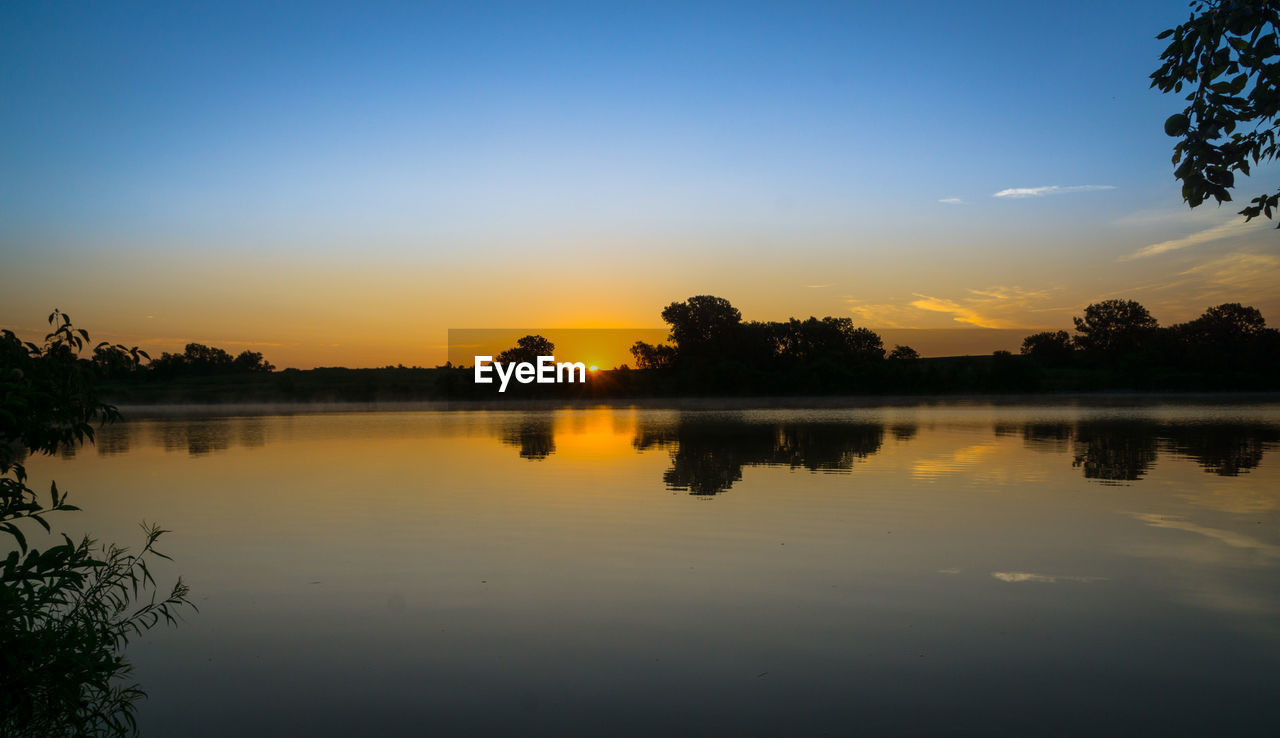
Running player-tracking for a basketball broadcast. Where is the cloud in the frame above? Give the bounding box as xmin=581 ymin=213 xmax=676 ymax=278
xmin=1120 ymin=217 xmax=1262 ymax=260
xmin=992 ymin=571 xmax=1107 ymax=583
xmin=938 ymin=197 xmax=965 ymax=205
xmin=992 ymin=184 xmax=1116 ymax=198
xmin=849 ymin=286 xmax=1063 ymax=330
xmin=1179 ymin=252 xmax=1280 ymax=294
xmin=910 ymin=294 xmax=1002 ymax=327
xmin=966 ymin=287 xmax=1051 ymax=301
xmin=909 ymin=287 xmax=1050 ymax=328
xmin=845 ymin=301 xmax=919 ymax=328
xmin=806 ymin=283 xmax=832 ymax=289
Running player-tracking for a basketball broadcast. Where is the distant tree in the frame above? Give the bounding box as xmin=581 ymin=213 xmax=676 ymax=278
xmin=91 ymin=343 xmax=149 ymax=379
xmin=775 ymin=317 xmax=885 ymax=363
xmin=232 ymin=350 xmax=275 ymax=373
xmin=660 ymin=296 xmax=742 ymax=360
xmin=180 ymin=343 xmax=234 ymax=369
xmin=1179 ymin=302 xmax=1268 ymax=342
xmin=630 ymin=341 xmax=677 ymax=369
xmin=1151 ymin=0 xmax=1280 ymax=223
xmin=835 ymin=322 xmax=885 ymax=362
xmin=1169 ymin=302 xmax=1280 ymax=370
xmin=1020 ymin=330 xmax=1074 ymax=365
xmin=887 ymin=344 xmax=920 ymax=361
xmin=1072 ymin=300 xmax=1159 ymax=356
xmin=496 ymin=335 xmax=555 ymax=365
xmin=149 ymin=342 xmax=279 ymax=376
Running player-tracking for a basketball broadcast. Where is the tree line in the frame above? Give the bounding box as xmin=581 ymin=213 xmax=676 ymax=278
xmin=94 ymin=341 xmax=275 ymax=379
xmin=612 ymin=295 xmax=1280 ymax=395
xmin=36 ymin=294 xmax=1279 ymax=401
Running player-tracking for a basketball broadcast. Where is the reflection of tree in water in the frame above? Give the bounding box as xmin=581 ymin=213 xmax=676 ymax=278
xmin=32 ymin=418 xmax=271 ymax=459
xmin=237 ymin=417 xmax=267 ymax=449
xmin=1071 ymin=422 xmax=1160 ymax=483
xmin=94 ymin=422 xmax=132 ymax=456
xmin=1162 ymin=423 xmax=1280 ymax=476
xmin=889 ymin=424 xmax=918 ymax=442
xmin=156 ymin=420 xmax=232 ymax=456
xmin=1050 ymin=421 xmax=1280 ymax=483
xmin=1020 ymin=423 xmax=1073 ymax=454
xmin=499 ymin=418 xmax=556 ymax=460
xmin=773 ymin=423 xmax=885 ymax=471
xmin=634 ymin=417 xmax=886 ymax=495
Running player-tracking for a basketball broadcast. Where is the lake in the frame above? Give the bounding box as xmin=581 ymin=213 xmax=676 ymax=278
xmin=26 ymin=400 xmax=1280 ymax=736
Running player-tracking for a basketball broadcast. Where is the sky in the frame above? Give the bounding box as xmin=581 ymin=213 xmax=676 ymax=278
xmin=2 ymin=0 xmax=1278 ymax=368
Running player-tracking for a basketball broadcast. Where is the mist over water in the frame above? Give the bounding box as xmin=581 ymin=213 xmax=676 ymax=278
xmin=30 ymin=401 xmax=1280 ymax=736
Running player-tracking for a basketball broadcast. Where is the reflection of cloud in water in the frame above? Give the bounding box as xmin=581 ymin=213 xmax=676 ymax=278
xmin=1132 ymin=513 xmax=1280 ymax=559
xmin=992 ymin=571 xmax=1108 ymax=583
xmin=911 ymin=443 xmax=999 ymax=481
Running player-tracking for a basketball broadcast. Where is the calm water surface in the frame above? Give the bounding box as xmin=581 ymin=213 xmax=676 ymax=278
xmin=29 ymin=402 xmax=1280 ymax=736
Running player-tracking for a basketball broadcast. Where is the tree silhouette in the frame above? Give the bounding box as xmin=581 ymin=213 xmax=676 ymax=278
xmin=496 ymin=334 xmax=555 ymax=365
xmin=630 ymin=341 xmax=677 ymax=369
xmin=1072 ymin=300 xmax=1159 ymax=356
xmin=2 ymin=312 xmax=192 ymax=735
xmin=661 ymin=296 xmax=742 ymax=361
xmin=149 ymin=342 xmax=275 ymax=377
xmin=1179 ymin=302 xmax=1269 ymax=343
xmin=776 ymin=317 xmax=884 ymax=364
xmin=1151 ymin=0 xmax=1280 ymax=223
xmin=232 ymin=350 xmax=275 ymax=373
xmin=1020 ymin=330 xmax=1073 ymax=365
xmin=888 ymin=344 xmax=920 ymax=361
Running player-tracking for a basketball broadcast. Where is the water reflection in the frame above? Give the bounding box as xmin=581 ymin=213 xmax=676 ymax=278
xmin=1070 ymin=422 xmax=1161 ymax=483
xmin=499 ymin=417 xmax=556 ymax=460
xmin=1163 ymin=423 xmax=1280 ymax=476
xmin=634 ymin=417 xmax=885 ymax=495
xmin=38 ymin=405 xmax=1280 ymax=736
xmin=93 ymin=416 xmax=271 ymax=457
xmin=91 ymin=410 xmax=1280 ymax=491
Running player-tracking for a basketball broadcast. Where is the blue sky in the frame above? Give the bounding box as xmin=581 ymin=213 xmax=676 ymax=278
xmin=2 ymin=1 xmax=1277 ymax=366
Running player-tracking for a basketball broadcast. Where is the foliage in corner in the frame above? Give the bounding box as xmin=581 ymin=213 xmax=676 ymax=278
xmin=1 ymin=310 xmax=193 ymax=737
xmin=1152 ymin=0 xmax=1280 ymax=224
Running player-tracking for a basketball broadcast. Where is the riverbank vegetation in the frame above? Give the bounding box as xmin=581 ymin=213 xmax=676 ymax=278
xmin=48 ymin=296 xmax=1280 ymax=403
xmin=1 ymin=312 xmax=193 ymax=736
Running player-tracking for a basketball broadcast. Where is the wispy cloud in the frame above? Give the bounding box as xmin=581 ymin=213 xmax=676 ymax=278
xmin=909 ymin=286 xmax=1051 ymax=328
xmin=1179 ymin=252 xmax=1280 ymax=294
xmin=992 ymin=184 xmax=1115 ymax=199
xmin=1120 ymin=217 xmax=1261 ymax=260
xmin=806 ymin=283 xmax=832 ymax=289
xmin=992 ymin=571 xmax=1107 ymax=584
xmin=938 ymin=197 xmax=965 ymax=205
xmin=845 ymin=301 xmax=918 ymax=328
xmin=847 ymin=286 xmax=1063 ymax=329
xmin=910 ymin=294 xmax=1002 ymax=327
xmin=966 ymin=287 xmax=1050 ymax=301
